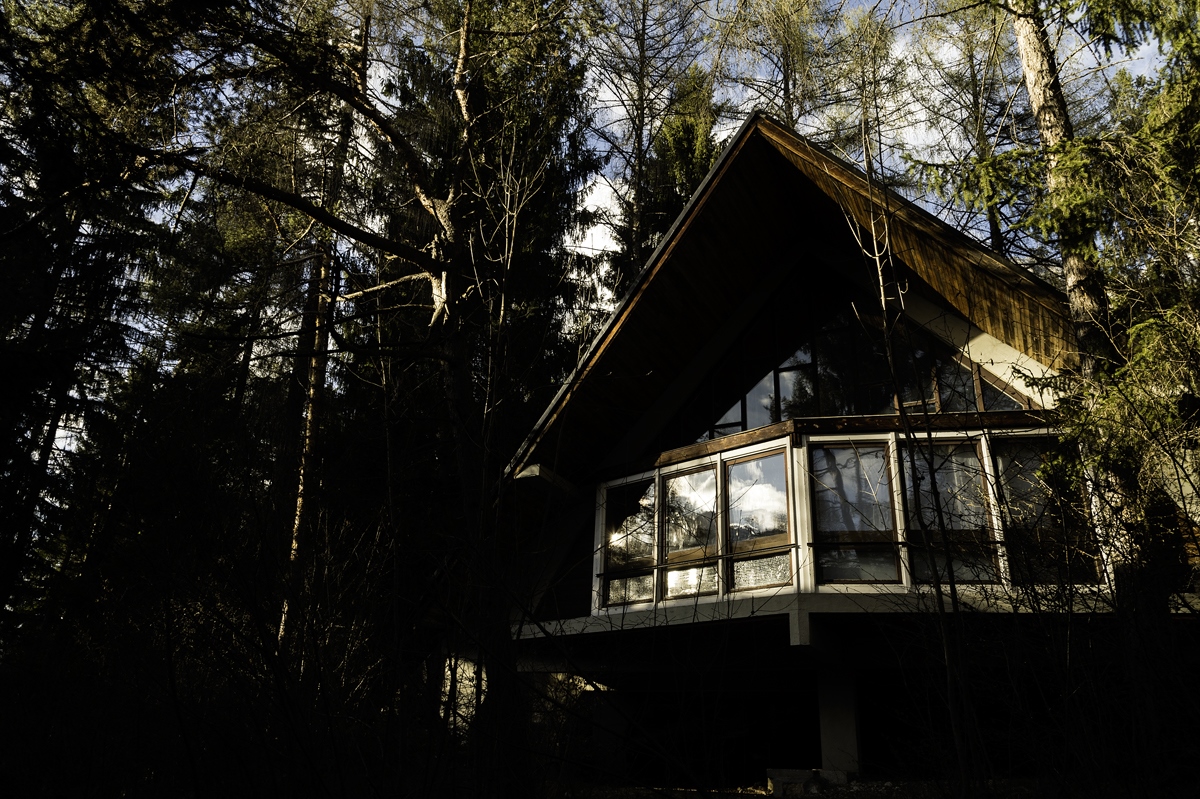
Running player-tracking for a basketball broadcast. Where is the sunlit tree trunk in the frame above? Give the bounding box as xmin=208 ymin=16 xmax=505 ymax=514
xmin=1011 ymin=1 xmax=1114 ymax=379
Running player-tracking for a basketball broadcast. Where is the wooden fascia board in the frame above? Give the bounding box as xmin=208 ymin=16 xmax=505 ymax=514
xmin=753 ymin=118 xmax=1075 ymax=367
xmin=653 ymin=411 xmax=1054 ymax=469
xmin=756 ymin=119 xmax=1053 ymax=295
xmin=505 ymin=114 xmax=769 ymax=481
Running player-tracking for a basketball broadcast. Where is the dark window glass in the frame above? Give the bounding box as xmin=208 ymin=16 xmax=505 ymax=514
xmin=937 ymin=361 xmax=978 ymax=412
xmin=992 ymin=439 xmax=1098 ymax=584
xmin=903 ymin=442 xmax=998 ymax=583
xmin=811 ymin=444 xmax=899 ymax=582
xmin=709 ymin=401 xmax=744 ymax=440
xmin=813 ymin=313 xmax=893 ymax=416
xmin=981 ymin=379 xmax=1024 ymax=411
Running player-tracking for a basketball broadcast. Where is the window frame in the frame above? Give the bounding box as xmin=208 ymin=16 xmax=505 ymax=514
xmin=897 ymin=435 xmax=1004 ymax=586
xmin=805 ymin=429 xmax=1097 ymax=592
xmin=805 ymin=436 xmax=904 ymax=585
xmin=594 ymin=438 xmax=799 ymax=614
xmin=594 ymin=428 xmax=1097 ymax=614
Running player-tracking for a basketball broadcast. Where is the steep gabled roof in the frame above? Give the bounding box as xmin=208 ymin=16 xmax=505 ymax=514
xmin=509 ymin=112 xmax=1073 ymax=484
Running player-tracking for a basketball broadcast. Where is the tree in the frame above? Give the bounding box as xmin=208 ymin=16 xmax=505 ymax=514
xmin=719 ymin=0 xmax=837 ymax=129
xmin=0 ymin=0 xmax=164 ymax=632
xmin=908 ymin=1 xmax=1040 ymax=258
xmin=587 ymin=0 xmax=708 ymax=294
xmin=0 ymin=1 xmax=598 ymax=795
xmin=1009 ymin=0 xmax=1115 ymax=378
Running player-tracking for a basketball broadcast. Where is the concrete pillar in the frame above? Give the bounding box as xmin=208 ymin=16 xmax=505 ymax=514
xmin=817 ymin=671 xmax=859 ymax=775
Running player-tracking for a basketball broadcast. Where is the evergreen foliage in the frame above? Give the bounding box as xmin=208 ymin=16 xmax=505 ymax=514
xmin=1 ymin=0 xmax=1199 ymax=795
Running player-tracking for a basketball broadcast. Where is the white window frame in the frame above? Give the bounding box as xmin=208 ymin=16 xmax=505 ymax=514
xmin=802 ymin=432 xmax=908 ymax=593
xmin=806 ymin=428 xmax=1083 ymax=594
xmin=593 ymin=427 xmax=1091 ymax=614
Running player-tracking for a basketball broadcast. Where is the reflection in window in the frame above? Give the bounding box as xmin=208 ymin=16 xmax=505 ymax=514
xmin=727 ymin=453 xmax=789 ymax=552
xmin=992 ymin=439 xmax=1097 ymax=584
xmin=904 ymin=444 xmax=989 ymax=530
xmin=778 ymin=347 xmax=816 ymax=419
xmin=605 ymin=479 xmax=655 ymax=571
xmin=746 ymin=372 xmax=777 ymax=430
xmin=712 ymin=402 xmax=744 ymax=439
xmin=727 ymin=451 xmax=792 ymax=591
xmin=665 ymin=565 xmax=718 ymax=598
xmin=936 ymin=361 xmax=978 ymax=412
xmin=603 ymin=479 xmax=656 ymax=605
xmin=599 ymin=434 xmax=1089 ymax=607
xmin=664 ymin=469 xmax=718 ymax=563
xmin=813 ymin=313 xmax=893 ymax=415
xmin=903 ymin=443 xmax=997 ymax=583
xmin=811 ymin=445 xmax=899 ymax=582
xmin=695 ymin=310 xmax=1032 ymax=442
xmin=600 ymin=447 xmax=797 ymax=607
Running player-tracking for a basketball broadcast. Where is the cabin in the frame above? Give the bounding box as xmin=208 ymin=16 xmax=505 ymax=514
xmin=504 ymin=112 xmax=1099 ymax=788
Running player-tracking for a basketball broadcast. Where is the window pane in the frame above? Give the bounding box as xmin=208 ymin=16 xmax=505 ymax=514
xmin=728 ymin=452 xmax=789 ymax=553
xmin=815 ymin=544 xmax=899 ymax=582
xmin=812 ymin=445 xmax=894 ymax=541
xmin=993 ymin=440 xmax=1098 ymax=584
xmin=781 ymin=347 xmax=812 ymax=368
xmin=982 ymin=379 xmax=1024 ymax=411
xmin=937 ymin=360 xmax=978 ymax=412
xmin=605 ymin=573 xmax=654 ymax=604
xmin=715 ymin=401 xmax=743 ymax=433
xmin=732 ymin=554 xmax=792 ymax=590
xmin=902 ymin=443 xmax=995 ymax=582
xmin=814 ymin=318 xmax=893 ymax=416
xmin=909 ymin=544 xmax=998 ymax=583
xmin=780 ymin=367 xmax=818 ymax=419
xmin=746 ymin=372 xmax=777 ymax=430
xmin=664 ymin=469 xmax=718 ymax=562
xmin=993 ymin=441 xmax=1051 ymax=528
xmin=605 ymin=479 xmax=656 ymax=571
xmin=903 ymin=443 xmax=989 ymax=533
xmin=897 ymin=353 xmax=937 ymax=411
xmin=664 ymin=564 xmax=718 ymax=598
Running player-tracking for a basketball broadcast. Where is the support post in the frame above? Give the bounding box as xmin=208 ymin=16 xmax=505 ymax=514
xmin=818 ymin=671 xmax=859 ymax=777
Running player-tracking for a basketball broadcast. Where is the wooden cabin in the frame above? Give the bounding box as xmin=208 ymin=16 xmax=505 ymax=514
xmin=505 ymin=112 xmax=1097 ymax=787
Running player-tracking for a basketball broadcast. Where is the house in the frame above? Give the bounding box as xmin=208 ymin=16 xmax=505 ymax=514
xmin=504 ymin=112 xmax=1097 ymax=787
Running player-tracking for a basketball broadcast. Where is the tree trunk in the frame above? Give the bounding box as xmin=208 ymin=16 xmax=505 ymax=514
xmin=278 ymin=250 xmax=333 ymax=649
xmin=1011 ymin=1 xmax=1113 ymax=379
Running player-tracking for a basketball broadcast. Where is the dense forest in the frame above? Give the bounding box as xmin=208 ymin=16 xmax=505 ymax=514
xmin=2 ymin=0 xmax=1199 ymax=796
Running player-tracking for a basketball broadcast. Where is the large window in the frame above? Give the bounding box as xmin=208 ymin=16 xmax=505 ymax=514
xmin=810 ymin=444 xmax=899 ymax=582
xmin=701 ymin=315 xmax=1026 ymax=442
xmin=902 ymin=442 xmax=998 ymax=584
xmin=597 ymin=433 xmax=1096 ymax=612
xmin=991 ymin=438 xmax=1098 ymax=585
xmin=599 ymin=444 xmax=795 ymax=607
xmin=807 ymin=435 xmax=1097 ymax=587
